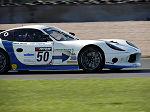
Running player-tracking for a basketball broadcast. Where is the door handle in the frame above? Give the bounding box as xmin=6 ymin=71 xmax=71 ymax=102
xmin=16 ymin=48 xmax=23 ymax=52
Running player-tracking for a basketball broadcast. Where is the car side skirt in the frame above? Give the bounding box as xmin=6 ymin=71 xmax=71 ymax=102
xmin=11 ymin=65 xmax=79 ymax=71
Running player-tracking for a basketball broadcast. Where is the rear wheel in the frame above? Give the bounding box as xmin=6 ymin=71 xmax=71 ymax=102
xmin=0 ymin=50 xmax=9 ymax=73
xmin=78 ymin=46 xmax=105 ymax=72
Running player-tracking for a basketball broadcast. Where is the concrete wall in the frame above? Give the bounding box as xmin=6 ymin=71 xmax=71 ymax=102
xmin=0 ymin=3 xmax=150 ymax=23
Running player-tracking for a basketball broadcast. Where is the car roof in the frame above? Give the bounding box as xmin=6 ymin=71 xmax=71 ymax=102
xmin=13 ymin=25 xmax=53 ymax=30
xmin=0 ymin=25 xmax=71 ymax=37
xmin=0 ymin=25 xmax=57 ymax=33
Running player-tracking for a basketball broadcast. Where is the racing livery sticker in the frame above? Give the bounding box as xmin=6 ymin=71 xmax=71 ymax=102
xmin=24 ymin=59 xmax=36 ymax=63
xmin=35 ymin=47 xmax=52 ymax=51
xmin=52 ymin=53 xmax=69 ymax=62
xmin=30 ymin=43 xmax=46 ymax=45
xmin=67 ymin=61 xmax=77 ymax=63
xmin=24 ymin=53 xmax=34 ymax=56
xmin=49 ymin=59 xmax=53 ymax=64
xmin=4 ymin=32 xmax=9 ymax=37
xmin=55 ymin=49 xmax=72 ymax=51
xmin=13 ymin=42 xmax=27 ymax=45
xmin=70 ymin=56 xmax=76 ymax=60
xmin=12 ymin=64 xmax=17 ymax=70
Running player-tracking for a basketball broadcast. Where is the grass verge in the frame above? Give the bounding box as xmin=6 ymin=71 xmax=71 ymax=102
xmin=0 ymin=78 xmax=150 ymax=112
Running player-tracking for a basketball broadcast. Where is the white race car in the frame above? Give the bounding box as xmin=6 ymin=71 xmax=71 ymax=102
xmin=0 ymin=25 xmax=141 ymax=73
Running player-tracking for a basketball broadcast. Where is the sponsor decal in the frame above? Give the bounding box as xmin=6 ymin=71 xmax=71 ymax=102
xmin=35 ymin=47 xmax=52 ymax=51
xmin=106 ymin=62 xmax=114 ymax=64
xmin=4 ymin=32 xmax=9 ymax=37
xmin=70 ymin=56 xmax=76 ymax=60
xmin=67 ymin=61 xmax=77 ymax=63
xmin=52 ymin=53 xmax=69 ymax=62
xmin=13 ymin=42 xmax=27 ymax=45
xmin=70 ymin=53 xmax=76 ymax=60
xmin=30 ymin=43 xmax=45 ymax=45
xmin=24 ymin=59 xmax=36 ymax=63
xmin=12 ymin=64 xmax=17 ymax=70
xmin=24 ymin=53 xmax=34 ymax=56
xmin=55 ymin=49 xmax=72 ymax=51
xmin=49 ymin=59 xmax=53 ymax=65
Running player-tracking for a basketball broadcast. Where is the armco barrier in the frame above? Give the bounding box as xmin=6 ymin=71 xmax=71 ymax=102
xmin=0 ymin=3 xmax=150 ymax=23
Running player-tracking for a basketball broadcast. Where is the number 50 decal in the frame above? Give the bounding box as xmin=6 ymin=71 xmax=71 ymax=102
xmin=37 ymin=52 xmax=49 ymax=62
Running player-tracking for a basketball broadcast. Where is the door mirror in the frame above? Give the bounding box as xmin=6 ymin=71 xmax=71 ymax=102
xmin=69 ymin=32 xmax=75 ymax=36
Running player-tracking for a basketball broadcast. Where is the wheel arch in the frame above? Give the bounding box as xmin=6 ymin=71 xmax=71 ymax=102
xmin=77 ymin=44 xmax=105 ymax=69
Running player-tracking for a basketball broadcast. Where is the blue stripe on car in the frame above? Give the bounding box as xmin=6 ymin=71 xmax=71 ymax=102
xmin=2 ymin=40 xmax=22 ymax=66
xmin=2 ymin=40 xmax=79 ymax=71
xmin=15 ymin=65 xmax=79 ymax=71
xmin=104 ymin=64 xmax=135 ymax=69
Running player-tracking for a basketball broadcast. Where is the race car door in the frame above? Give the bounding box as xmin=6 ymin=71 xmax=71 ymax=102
xmin=13 ymin=29 xmax=53 ymax=65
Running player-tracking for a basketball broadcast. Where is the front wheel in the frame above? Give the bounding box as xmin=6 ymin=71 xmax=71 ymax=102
xmin=78 ymin=47 xmax=105 ymax=72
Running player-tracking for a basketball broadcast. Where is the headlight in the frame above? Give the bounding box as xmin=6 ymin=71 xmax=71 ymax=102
xmin=106 ymin=42 xmax=125 ymax=51
xmin=126 ymin=41 xmax=138 ymax=48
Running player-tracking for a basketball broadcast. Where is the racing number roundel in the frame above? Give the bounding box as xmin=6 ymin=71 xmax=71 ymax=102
xmin=37 ymin=52 xmax=49 ymax=62
xmin=35 ymin=47 xmax=52 ymax=62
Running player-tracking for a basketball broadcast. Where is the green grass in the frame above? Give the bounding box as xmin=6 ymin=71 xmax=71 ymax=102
xmin=0 ymin=78 xmax=150 ymax=112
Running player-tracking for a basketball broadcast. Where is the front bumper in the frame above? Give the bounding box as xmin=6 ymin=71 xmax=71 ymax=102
xmin=104 ymin=63 xmax=141 ymax=69
xmin=104 ymin=52 xmax=141 ymax=69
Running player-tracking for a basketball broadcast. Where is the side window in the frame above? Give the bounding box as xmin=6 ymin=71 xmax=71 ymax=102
xmin=14 ymin=29 xmax=51 ymax=42
xmin=30 ymin=29 xmax=50 ymax=42
xmin=0 ymin=30 xmax=14 ymax=41
xmin=14 ymin=29 xmax=27 ymax=42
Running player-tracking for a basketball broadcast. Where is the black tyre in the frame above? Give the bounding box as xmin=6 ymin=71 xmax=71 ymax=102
xmin=0 ymin=50 xmax=9 ymax=73
xmin=78 ymin=46 xmax=105 ymax=72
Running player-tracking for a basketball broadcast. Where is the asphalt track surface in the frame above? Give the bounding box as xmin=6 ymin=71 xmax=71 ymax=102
xmin=0 ymin=58 xmax=150 ymax=79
